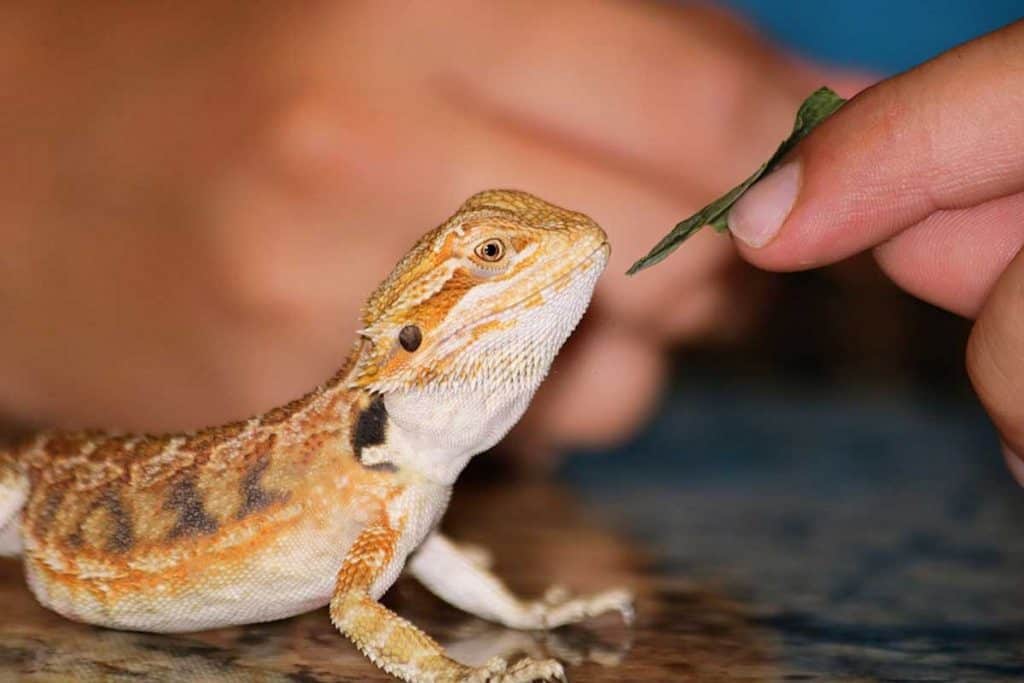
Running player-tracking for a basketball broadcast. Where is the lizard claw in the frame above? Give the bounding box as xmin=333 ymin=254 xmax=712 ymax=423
xmin=462 ymin=656 xmax=566 ymax=682
xmin=533 ymin=586 xmax=634 ymax=629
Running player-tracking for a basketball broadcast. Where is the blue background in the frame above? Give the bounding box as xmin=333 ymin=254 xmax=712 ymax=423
xmin=721 ymin=0 xmax=1022 ymax=73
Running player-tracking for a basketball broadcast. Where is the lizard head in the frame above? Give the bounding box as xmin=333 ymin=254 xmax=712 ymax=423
xmin=348 ymin=189 xmax=608 ymax=481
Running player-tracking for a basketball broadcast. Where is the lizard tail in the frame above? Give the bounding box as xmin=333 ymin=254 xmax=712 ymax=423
xmin=0 ymin=450 xmax=27 ymax=556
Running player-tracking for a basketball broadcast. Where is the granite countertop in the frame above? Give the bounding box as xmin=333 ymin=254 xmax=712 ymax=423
xmin=2 ymin=378 xmax=1021 ymax=681
xmin=563 ymin=379 xmax=1024 ymax=681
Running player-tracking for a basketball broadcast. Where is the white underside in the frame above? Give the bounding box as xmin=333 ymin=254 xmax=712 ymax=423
xmin=25 ymin=482 xmax=450 ymax=633
xmin=26 ymin=513 xmax=357 ymax=633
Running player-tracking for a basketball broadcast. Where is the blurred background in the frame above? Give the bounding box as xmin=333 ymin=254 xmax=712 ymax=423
xmin=2 ymin=2 xmax=1024 ymax=680
xmin=0 ymin=0 xmax=1018 ymax=452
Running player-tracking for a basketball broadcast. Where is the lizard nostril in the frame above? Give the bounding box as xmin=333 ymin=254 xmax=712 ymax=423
xmin=399 ymin=325 xmax=422 ymax=352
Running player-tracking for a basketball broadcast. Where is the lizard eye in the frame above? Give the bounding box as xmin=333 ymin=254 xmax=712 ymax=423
xmin=399 ymin=324 xmax=422 ymax=352
xmin=474 ymin=238 xmax=505 ymax=263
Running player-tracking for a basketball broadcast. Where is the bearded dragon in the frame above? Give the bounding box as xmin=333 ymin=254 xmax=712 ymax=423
xmin=0 ymin=190 xmax=630 ymax=682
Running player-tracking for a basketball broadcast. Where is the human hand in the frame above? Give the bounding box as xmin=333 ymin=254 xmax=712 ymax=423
xmin=0 ymin=2 xmax=861 ymax=458
xmin=728 ymin=21 xmax=1024 ymax=478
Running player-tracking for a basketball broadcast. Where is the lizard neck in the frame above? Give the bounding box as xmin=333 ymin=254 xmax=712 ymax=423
xmin=345 ymin=380 xmax=534 ymax=486
xmin=336 ymin=334 xmax=537 ymax=486
xmin=380 ymin=387 xmax=533 ymax=485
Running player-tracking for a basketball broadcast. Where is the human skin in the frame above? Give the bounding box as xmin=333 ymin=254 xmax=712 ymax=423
xmin=0 ymin=1 xmax=864 ymax=461
xmin=729 ymin=20 xmax=1024 ymax=479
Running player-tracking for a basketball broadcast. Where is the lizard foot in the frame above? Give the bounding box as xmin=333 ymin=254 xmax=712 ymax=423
xmin=462 ymin=656 xmax=566 ymax=683
xmin=531 ymin=585 xmax=634 ymax=629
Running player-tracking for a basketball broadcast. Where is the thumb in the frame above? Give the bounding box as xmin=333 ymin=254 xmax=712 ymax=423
xmin=967 ymin=244 xmax=1024 ymax=482
xmin=728 ymin=20 xmax=1024 ymax=271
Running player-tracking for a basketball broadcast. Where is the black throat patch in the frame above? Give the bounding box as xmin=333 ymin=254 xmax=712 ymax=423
xmin=351 ymin=395 xmax=396 ymax=471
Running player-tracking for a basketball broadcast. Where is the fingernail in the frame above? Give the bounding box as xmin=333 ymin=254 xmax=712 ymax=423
xmin=729 ymin=161 xmax=801 ymax=248
xmin=1001 ymin=444 xmax=1024 ymax=488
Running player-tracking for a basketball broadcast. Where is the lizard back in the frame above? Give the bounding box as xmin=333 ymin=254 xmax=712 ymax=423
xmin=8 ymin=372 xmax=414 ymax=631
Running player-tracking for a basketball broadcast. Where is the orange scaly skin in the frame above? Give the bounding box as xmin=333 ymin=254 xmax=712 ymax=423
xmin=0 ymin=190 xmax=631 ymax=682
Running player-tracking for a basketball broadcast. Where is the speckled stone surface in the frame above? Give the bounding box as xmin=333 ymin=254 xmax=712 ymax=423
xmin=565 ymin=379 xmax=1024 ymax=681
xmin=2 ymin=379 xmax=1021 ymax=681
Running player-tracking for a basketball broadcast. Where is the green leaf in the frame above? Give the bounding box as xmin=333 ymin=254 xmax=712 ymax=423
xmin=626 ymin=86 xmax=847 ymax=275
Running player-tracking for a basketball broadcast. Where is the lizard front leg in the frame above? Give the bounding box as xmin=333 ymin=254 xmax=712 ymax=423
xmin=408 ymin=533 xmax=633 ymax=630
xmin=331 ymin=523 xmax=565 ymax=682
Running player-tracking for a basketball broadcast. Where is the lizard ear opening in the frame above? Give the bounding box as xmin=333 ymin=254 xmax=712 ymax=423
xmin=399 ymin=325 xmax=422 ymax=352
